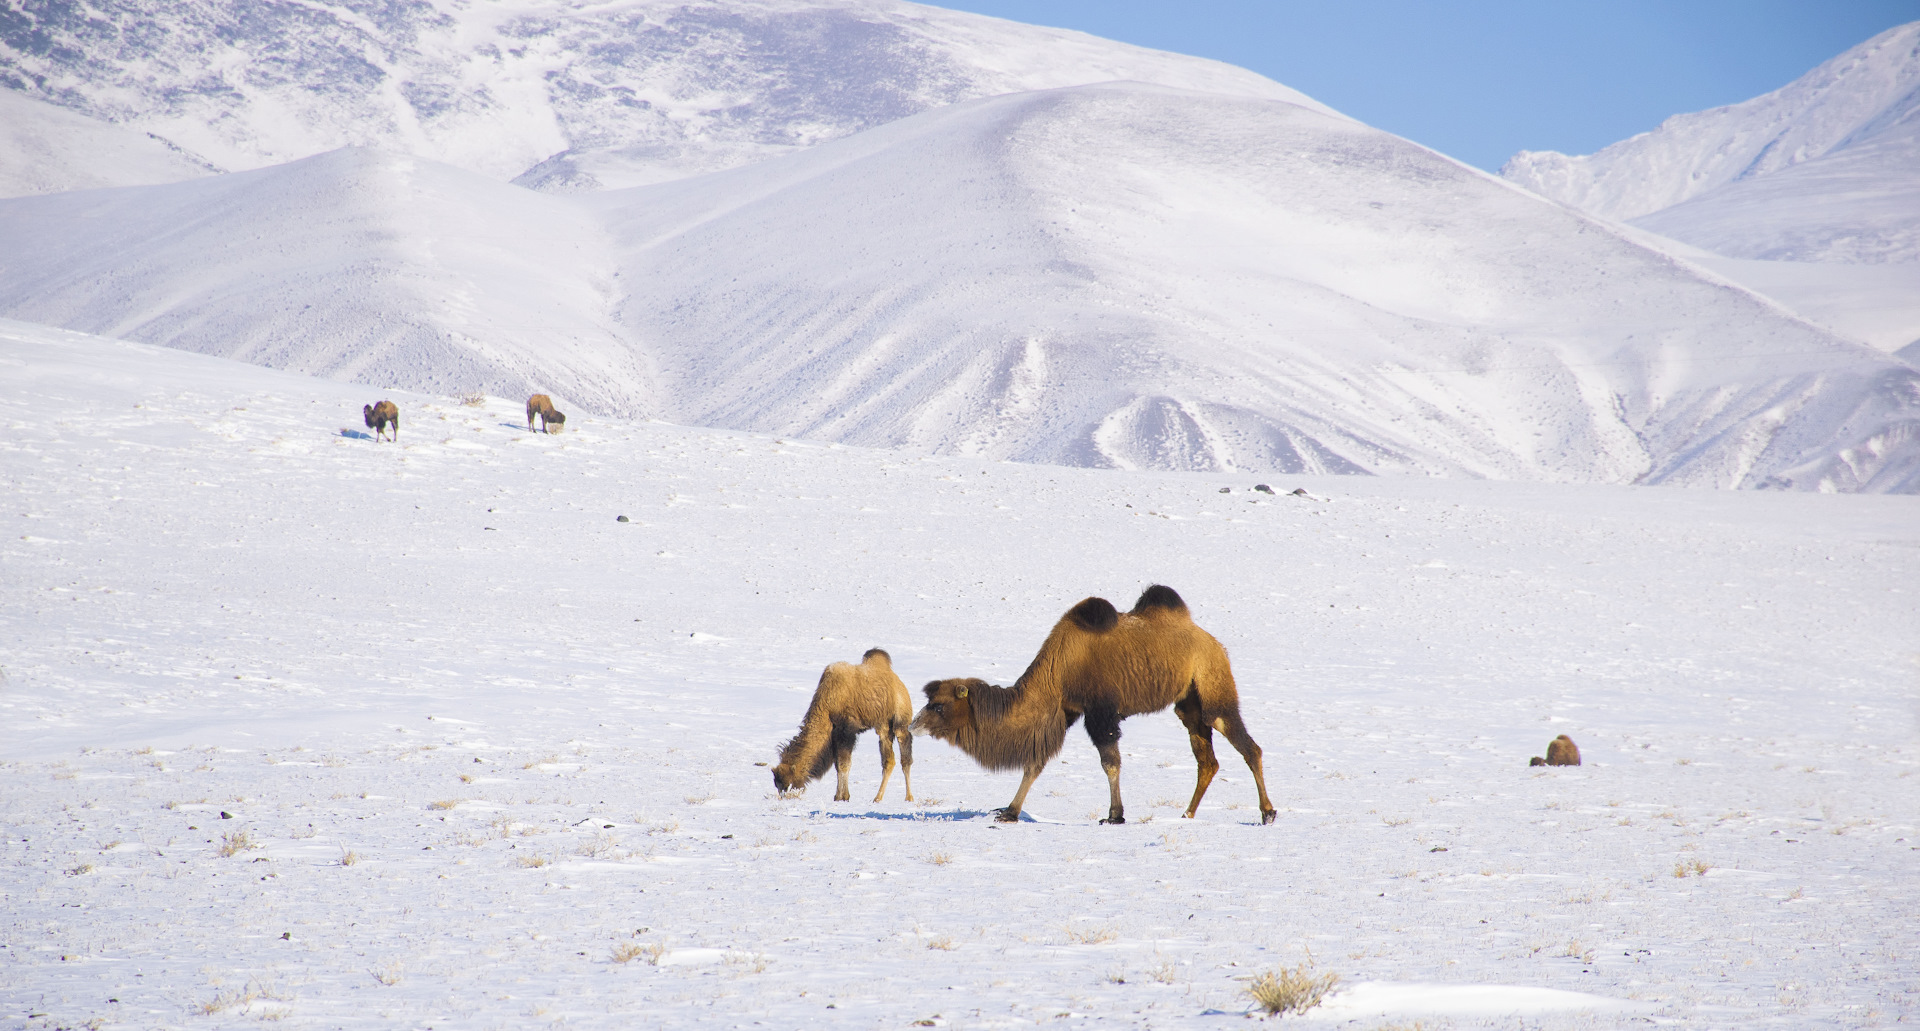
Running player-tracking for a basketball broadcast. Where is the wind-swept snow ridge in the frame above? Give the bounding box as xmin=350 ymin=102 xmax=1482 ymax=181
xmin=0 ymin=0 xmax=1327 ymax=191
xmin=0 ymin=148 xmax=656 ymax=414
xmin=1501 ymin=22 xmax=1920 ymax=263
xmin=596 ymin=82 xmax=1920 ymax=490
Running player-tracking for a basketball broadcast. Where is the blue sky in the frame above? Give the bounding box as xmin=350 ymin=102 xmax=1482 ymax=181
xmin=929 ymin=1 xmax=1920 ymax=170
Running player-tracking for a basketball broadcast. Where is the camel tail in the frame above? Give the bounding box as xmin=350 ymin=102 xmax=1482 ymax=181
xmin=1132 ymin=584 xmax=1187 ymax=615
xmin=1065 ymin=596 xmax=1119 ymax=633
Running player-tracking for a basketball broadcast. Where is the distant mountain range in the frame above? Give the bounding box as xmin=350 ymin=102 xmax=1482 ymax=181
xmin=1503 ymin=21 xmax=1920 ymax=357
xmin=2 ymin=1 xmax=1916 ymax=491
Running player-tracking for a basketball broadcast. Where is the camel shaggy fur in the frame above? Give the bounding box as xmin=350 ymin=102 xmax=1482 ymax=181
xmin=772 ymin=649 xmax=914 ymax=802
xmin=526 ymin=394 xmax=565 ymax=433
xmin=363 ymin=400 xmax=398 ymax=442
xmin=912 ymin=585 xmax=1275 ymax=825
xmin=1530 ymin=735 xmax=1581 ymax=767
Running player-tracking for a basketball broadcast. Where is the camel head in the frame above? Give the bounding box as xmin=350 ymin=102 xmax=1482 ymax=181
xmin=912 ymin=678 xmax=984 ymax=740
xmin=770 ymin=762 xmax=803 ymax=796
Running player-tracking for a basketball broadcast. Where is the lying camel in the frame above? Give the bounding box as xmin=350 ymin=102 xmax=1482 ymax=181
xmin=363 ymin=400 xmax=398 ymax=442
xmin=1530 ymin=735 xmax=1581 ymax=766
xmin=772 ymin=648 xmax=914 ymax=802
xmin=526 ymin=394 xmax=565 ymax=433
xmin=913 ymin=585 xmax=1275 ymax=825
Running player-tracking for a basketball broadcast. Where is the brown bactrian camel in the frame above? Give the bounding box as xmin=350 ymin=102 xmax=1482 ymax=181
xmin=363 ymin=400 xmax=398 ymax=442
xmin=1529 ymin=735 xmax=1581 ymax=766
xmin=772 ymin=648 xmax=914 ymax=802
xmin=526 ymin=394 xmax=565 ymax=433
xmin=912 ymin=585 xmax=1275 ymax=825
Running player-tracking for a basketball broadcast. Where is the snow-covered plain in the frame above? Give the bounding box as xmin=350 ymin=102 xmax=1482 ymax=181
xmin=4 ymin=319 xmax=1916 ymax=1028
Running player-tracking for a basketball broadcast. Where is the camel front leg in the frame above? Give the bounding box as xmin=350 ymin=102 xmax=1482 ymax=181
xmin=996 ymin=764 xmax=1044 ymax=822
xmin=872 ymin=728 xmax=898 ymax=803
xmin=832 ymin=727 xmax=854 ymax=802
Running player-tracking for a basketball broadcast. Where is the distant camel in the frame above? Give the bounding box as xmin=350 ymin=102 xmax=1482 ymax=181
xmin=1530 ymin=735 xmax=1581 ymax=767
xmin=772 ymin=649 xmax=914 ymax=803
xmin=913 ymin=585 xmax=1275 ymax=825
xmin=363 ymin=401 xmax=398 ymax=442
xmin=526 ymin=394 xmax=565 ymax=433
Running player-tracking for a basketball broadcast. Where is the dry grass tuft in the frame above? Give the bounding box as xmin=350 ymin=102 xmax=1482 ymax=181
xmin=1247 ymin=963 xmax=1341 ymax=1017
xmin=369 ymin=962 xmax=403 ymax=986
xmin=216 ymin=828 xmax=258 ymax=857
xmin=926 ymin=850 xmax=953 ymax=865
xmin=428 ymin=799 xmax=462 ymax=811
xmin=1065 ymin=926 xmax=1119 ymax=945
xmin=514 ymin=852 xmax=550 ymax=868
xmin=927 ymin=936 xmax=957 ymax=951
xmin=610 ymin=942 xmax=649 ymax=964
xmin=1673 ymin=858 xmax=1712 ymax=878
xmin=338 ymin=848 xmax=359 ymax=867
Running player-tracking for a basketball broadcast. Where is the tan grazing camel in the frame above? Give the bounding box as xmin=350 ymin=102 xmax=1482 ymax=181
xmin=526 ymin=394 xmax=565 ymax=433
xmin=912 ymin=585 xmax=1275 ymax=825
xmin=772 ymin=648 xmax=914 ymax=803
xmin=363 ymin=400 xmax=398 ymax=442
xmin=1529 ymin=735 xmax=1581 ymax=766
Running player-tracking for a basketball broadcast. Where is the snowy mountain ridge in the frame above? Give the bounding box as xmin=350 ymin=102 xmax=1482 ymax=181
xmin=5 ymin=81 xmax=1917 ymax=491
xmin=0 ymin=0 xmax=1326 ymax=193
xmin=1500 ymin=21 xmax=1920 ymax=228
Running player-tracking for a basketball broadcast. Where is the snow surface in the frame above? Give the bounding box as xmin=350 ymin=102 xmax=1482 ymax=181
xmin=0 ymin=90 xmax=216 ymax=199
xmin=0 ymin=0 xmax=1327 ymax=192
xmin=7 ymin=82 xmax=1919 ymax=491
xmin=3 ymin=318 xmax=1917 ymax=1028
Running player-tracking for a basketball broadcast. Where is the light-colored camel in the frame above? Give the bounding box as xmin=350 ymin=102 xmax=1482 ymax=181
xmin=772 ymin=648 xmax=914 ymax=803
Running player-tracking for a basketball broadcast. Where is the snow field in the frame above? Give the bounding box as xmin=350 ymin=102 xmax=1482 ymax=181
xmin=2 ymin=322 xmax=1917 ymax=1027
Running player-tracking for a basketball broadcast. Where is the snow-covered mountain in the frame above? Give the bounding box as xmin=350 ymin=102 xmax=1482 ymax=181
xmin=1501 ymin=21 xmax=1920 ymax=261
xmin=0 ymin=0 xmax=1324 ymax=193
xmin=6 ymin=80 xmax=1917 ymax=490
xmin=1501 ymin=22 xmax=1920 ymax=357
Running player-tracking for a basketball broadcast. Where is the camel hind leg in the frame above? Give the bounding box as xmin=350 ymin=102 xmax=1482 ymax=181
xmin=1173 ymin=689 xmax=1222 ymax=819
xmin=1083 ymin=705 xmax=1128 ymax=824
xmin=872 ymin=725 xmax=898 ymax=803
xmin=897 ymin=725 xmax=914 ymax=802
xmin=1214 ymin=710 xmax=1276 ymax=825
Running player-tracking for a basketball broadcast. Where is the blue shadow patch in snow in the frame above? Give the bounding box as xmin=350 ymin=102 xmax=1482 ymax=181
xmin=338 ymin=428 xmax=375 ymax=440
xmin=813 ymin=808 xmax=1038 ymax=822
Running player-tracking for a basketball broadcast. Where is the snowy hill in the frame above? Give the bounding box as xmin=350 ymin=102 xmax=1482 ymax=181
xmin=1500 ymin=21 xmax=1920 ymax=256
xmin=7 ymin=81 xmax=1918 ymax=490
xmin=3 ymin=317 xmax=1916 ymax=1028
xmin=0 ymin=0 xmax=1324 ymax=191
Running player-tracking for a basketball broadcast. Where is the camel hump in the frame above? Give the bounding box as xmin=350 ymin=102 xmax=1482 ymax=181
xmin=1131 ymin=584 xmax=1187 ymax=615
xmin=862 ymin=647 xmax=891 ymax=665
xmin=1065 ymin=596 xmax=1119 ymax=633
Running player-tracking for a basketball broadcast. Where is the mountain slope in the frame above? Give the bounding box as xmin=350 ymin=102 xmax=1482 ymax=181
xmin=0 ymin=89 xmax=217 ymax=198
xmin=594 ymin=82 xmax=1920 ymax=490
xmin=1500 ymin=21 xmax=1920 ymax=235
xmin=0 ymin=0 xmax=1329 ymax=191
xmin=0 ymin=148 xmax=654 ymax=412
